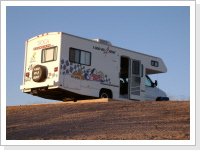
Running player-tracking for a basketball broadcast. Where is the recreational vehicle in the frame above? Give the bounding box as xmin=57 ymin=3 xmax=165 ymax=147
xmin=20 ymin=32 xmax=169 ymax=101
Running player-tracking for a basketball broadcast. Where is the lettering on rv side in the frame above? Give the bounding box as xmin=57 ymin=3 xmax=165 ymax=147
xmin=93 ymin=46 xmax=116 ymax=56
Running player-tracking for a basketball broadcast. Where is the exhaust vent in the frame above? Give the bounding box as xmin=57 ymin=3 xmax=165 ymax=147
xmin=92 ymin=39 xmax=112 ymax=46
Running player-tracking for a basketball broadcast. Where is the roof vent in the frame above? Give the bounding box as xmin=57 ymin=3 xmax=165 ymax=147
xmin=92 ymin=39 xmax=112 ymax=46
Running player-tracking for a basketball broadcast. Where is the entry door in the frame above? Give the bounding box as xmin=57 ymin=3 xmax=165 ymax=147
xmin=129 ymin=59 xmax=141 ymax=100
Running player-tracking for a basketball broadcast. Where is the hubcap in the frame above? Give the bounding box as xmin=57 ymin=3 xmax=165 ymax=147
xmin=101 ymin=93 xmax=108 ymax=98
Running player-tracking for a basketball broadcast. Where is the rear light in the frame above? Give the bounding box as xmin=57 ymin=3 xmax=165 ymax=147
xmin=54 ymin=67 xmax=58 ymax=72
xmin=25 ymin=72 xmax=30 ymax=77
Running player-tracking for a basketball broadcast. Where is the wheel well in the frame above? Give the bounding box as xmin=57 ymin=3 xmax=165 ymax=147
xmin=99 ymin=88 xmax=113 ymax=98
xmin=156 ymin=97 xmax=161 ymax=101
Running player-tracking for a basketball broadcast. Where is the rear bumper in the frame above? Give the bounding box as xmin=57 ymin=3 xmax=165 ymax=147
xmin=20 ymin=81 xmax=59 ymax=92
xmin=20 ymin=85 xmax=93 ymax=101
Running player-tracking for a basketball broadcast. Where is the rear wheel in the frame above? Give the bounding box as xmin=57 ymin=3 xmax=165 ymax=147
xmin=99 ymin=90 xmax=112 ymax=99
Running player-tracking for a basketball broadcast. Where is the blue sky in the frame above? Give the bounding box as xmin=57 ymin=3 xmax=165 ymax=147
xmin=5 ymin=6 xmax=190 ymax=106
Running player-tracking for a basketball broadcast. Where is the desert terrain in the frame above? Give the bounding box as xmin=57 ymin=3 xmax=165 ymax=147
xmin=6 ymin=99 xmax=190 ymax=140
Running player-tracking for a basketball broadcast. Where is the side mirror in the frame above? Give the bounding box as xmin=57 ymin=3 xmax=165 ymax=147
xmin=154 ymin=80 xmax=158 ymax=87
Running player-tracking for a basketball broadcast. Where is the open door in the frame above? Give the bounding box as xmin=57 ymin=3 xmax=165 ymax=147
xmin=129 ymin=59 xmax=141 ymax=100
xmin=120 ymin=56 xmax=129 ymax=99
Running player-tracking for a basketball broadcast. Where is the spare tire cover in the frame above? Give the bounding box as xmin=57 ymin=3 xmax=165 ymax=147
xmin=32 ymin=65 xmax=47 ymax=82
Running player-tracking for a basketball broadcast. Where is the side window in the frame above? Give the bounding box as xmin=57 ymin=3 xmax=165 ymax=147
xmin=69 ymin=47 xmax=91 ymax=66
xmin=69 ymin=48 xmax=80 ymax=64
xmin=132 ymin=60 xmax=140 ymax=75
xmin=145 ymin=76 xmax=154 ymax=87
xmin=145 ymin=77 xmax=152 ymax=86
xmin=42 ymin=47 xmax=57 ymax=63
xmin=151 ymin=60 xmax=159 ymax=67
xmin=80 ymin=51 xmax=91 ymax=65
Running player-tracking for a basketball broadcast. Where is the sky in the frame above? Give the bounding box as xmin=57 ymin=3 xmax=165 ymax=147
xmin=5 ymin=5 xmax=191 ymax=106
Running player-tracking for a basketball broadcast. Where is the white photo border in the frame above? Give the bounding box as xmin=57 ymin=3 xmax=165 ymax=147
xmin=1 ymin=0 xmax=196 ymax=146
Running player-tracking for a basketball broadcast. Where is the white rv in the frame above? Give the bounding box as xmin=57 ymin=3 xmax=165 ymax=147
xmin=20 ymin=32 xmax=169 ymax=101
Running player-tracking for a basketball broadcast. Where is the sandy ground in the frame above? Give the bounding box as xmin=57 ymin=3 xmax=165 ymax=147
xmin=6 ymin=99 xmax=190 ymax=140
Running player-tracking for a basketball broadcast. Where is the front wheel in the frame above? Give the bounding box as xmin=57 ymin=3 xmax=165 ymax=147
xmin=156 ymin=97 xmax=161 ymax=101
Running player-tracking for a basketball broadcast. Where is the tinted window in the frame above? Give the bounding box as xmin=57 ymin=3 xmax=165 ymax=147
xmin=69 ymin=48 xmax=91 ymax=66
xmin=145 ymin=77 xmax=152 ymax=86
xmin=132 ymin=61 xmax=140 ymax=75
xmin=151 ymin=60 xmax=159 ymax=67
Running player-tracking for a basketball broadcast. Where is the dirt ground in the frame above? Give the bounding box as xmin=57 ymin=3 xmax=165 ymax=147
xmin=6 ymin=99 xmax=190 ymax=140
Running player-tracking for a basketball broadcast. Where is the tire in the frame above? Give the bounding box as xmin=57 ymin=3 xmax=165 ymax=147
xmin=156 ymin=97 xmax=161 ymax=101
xmin=32 ymin=65 xmax=47 ymax=82
xmin=99 ymin=90 xmax=112 ymax=99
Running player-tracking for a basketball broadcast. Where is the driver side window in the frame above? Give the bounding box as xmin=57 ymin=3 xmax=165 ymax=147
xmin=145 ymin=77 xmax=152 ymax=86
